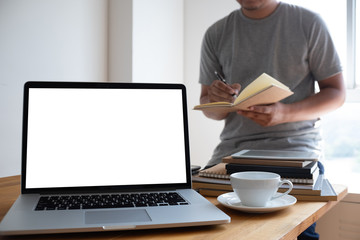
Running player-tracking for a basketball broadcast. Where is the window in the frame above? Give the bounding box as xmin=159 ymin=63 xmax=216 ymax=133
xmin=283 ymin=0 xmax=360 ymax=193
xmin=322 ymin=103 xmax=360 ymax=193
xmin=356 ymin=0 xmax=360 ymax=88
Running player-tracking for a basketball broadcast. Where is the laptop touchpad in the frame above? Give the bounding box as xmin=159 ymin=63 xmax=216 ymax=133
xmin=85 ymin=209 xmax=152 ymax=224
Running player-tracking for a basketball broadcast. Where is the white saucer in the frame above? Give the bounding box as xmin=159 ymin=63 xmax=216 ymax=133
xmin=217 ymin=192 xmax=297 ymax=213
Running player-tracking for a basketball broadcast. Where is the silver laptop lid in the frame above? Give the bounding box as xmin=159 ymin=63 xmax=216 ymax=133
xmin=21 ymin=82 xmax=191 ymax=194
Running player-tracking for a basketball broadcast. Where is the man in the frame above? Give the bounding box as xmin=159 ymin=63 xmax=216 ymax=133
xmin=200 ymin=0 xmax=345 ymax=165
xmin=199 ymin=0 xmax=345 ymax=239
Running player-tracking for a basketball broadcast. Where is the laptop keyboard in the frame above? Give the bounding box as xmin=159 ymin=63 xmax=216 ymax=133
xmin=35 ymin=192 xmax=188 ymax=211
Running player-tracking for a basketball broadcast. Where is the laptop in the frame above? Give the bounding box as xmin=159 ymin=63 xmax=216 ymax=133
xmin=0 ymin=81 xmax=230 ymax=235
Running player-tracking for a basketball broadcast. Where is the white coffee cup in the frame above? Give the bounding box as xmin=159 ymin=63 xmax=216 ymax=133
xmin=230 ymin=171 xmax=293 ymax=207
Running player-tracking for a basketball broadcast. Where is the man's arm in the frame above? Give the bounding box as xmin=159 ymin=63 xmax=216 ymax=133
xmin=200 ymin=81 xmax=241 ymax=120
xmin=238 ymin=72 xmax=346 ymax=126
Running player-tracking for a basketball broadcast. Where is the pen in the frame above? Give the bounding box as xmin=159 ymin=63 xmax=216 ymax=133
xmin=214 ymin=71 xmax=237 ymax=97
xmin=214 ymin=71 xmax=227 ymax=84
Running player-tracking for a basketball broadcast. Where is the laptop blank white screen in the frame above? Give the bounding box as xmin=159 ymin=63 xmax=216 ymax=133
xmin=25 ymin=87 xmax=187 ymax=189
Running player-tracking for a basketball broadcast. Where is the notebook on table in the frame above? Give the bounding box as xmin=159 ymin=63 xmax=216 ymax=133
xmin=0 ymin=81 xmax=230 ymax=235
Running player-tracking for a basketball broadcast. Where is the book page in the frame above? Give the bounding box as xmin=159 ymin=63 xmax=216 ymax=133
xmin=234 ymin=73 xmax=290 ymax=105
xmin=193 ymin=102 xmax=233 ymax=110
xmin=195 ymin=101 xmax=232 ymax=107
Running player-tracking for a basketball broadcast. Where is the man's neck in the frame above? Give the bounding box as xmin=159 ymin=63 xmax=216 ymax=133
xmin=241 ymin=1 xmax=279 ymax=19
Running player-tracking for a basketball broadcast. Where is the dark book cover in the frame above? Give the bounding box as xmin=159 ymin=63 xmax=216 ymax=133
xmin=226 ymin=161 xmax=318 ymax=179
xmin=226 ymin=161 xmax=317 ymax=173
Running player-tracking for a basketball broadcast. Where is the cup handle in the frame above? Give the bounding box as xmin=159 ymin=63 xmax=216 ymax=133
xmin=271 ymin=179 xmax=293 ymax=201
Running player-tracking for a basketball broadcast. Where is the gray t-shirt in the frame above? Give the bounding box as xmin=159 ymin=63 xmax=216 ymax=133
xmin=199 ymin=2 xmax=342 ymax=166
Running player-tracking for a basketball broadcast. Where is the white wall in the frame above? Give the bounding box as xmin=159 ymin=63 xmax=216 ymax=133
xmin=184 ymin=0 xmax=239 ymax=168
xmin=0 ymin=0 xmax=108 ymax=177
xmin=108 ymin=0 xmax=133 ymax=82
xmin=132 ymin=0 xmax=184 ymax=83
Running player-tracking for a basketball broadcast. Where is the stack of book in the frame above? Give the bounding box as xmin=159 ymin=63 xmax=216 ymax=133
xmin=192 ymin=149 xmax=338 ymax=201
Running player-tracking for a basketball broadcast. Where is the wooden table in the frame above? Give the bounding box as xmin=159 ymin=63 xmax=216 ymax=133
xmin=0 ymin=175 xmax=347 ymax=240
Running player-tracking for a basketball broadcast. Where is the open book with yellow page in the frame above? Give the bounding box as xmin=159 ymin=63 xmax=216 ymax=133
xmin=193 ymin=73 xmax=294 ymax=113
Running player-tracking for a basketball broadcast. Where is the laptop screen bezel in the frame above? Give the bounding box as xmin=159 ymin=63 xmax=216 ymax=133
xmin=21 ymin=81 xmax=192 ymax=194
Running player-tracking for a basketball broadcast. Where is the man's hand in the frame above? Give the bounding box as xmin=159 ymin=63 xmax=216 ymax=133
xmin=200 ymin=81 xmax=241 ymax=120
xmin=207 ymin=80 xmax=241 ymax=103
xmin=237 ymin=72 xmax=346 ymax=127
xmin=237 ymin=102 xmax=289 ymax=127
